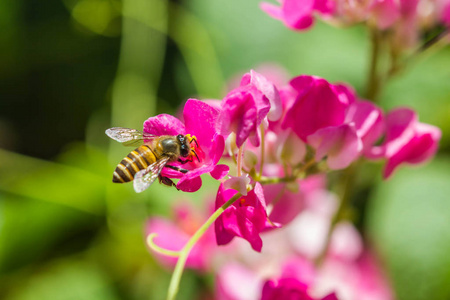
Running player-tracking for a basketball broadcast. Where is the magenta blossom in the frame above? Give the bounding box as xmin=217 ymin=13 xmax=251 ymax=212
xmin=262 ymin=278 xmax=339 ymax=300
xmin=262 ymin=278 xmax=314 ymax=300
xmin=282 ymin=75 xmax=352 ymax=142
xmin=261 ymin=0 xmax=335 ymax=31
xmin=261 ymin=259 xmax=339 ymax=300
xmin=366 ymin=108 xmax=441 ymax=178
xmin=143 ymin=99 xmax=229 ymax=192
xmin=217 ymin=71 xmax=277 ymax=148
xmin=215 ymin=182 xmax=274 ymax=252
xmin=281 ymin=76 xmax=363 ymax=169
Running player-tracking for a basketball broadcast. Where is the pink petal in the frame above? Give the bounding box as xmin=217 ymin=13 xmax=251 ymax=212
xmin=176 ymin=175 xmax=202 ymax=192
xmin=268 ymin=186 xmax=305 ymax=225
xmin=345 ymin=100 xmax=384 ymax=150
xmin=217 ymin=89 xmax=258 ymax=147
xmin=383 ymin=108 xmax=417 ymax=157
xmin=308 ymin=123 xmax=362 ymax=170
xmin=334 ymin=83 xmax=356 ymax=105
xmin=210 ymin=164 xmax=230 ymax=180
xmin=405 ymin=123 xmax=441 ymax=163
xmin=143 ymin=114 xmax=186 ymax=136
xmin=284 ymin=76 xmax=349 ymax=141
xmin=282 ymin=0 xmax=316 ymax=30
xmin=242 ymin=70 xmax=283 ymax=121
xmin=442 ymin=1 xmax=450 ymax=26
xmin=322 ymin=293 xmax=339 ymax=300
xmin=314 ymin=0 xmax=335 ymax=15
xmin=383 ymin=122 xmax=441 ymax=178
xmin=183 ymin=99 xmax=219 ymax=150
xmin=210 ymin=133 xmax=226 ymax=165
xmin=260 ymin=2 xmax=284 ymax=21
xmin=223 ymin=175 xmax=251 ymax=196
xmin=261 ymin=277 xmax=312 ymax=300
xmin=370 ymin=0 xmax=401 ymax=29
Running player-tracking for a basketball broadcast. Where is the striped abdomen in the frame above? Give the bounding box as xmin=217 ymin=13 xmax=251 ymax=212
xmin=113 ymin=145 xmax=157 ymax=183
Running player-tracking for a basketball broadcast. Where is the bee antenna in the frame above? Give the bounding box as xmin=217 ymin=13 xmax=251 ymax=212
xmin=191 ymin=149 xmax=200 ymax=162
xmin=190 ymin=136 xmax=199 ymax=148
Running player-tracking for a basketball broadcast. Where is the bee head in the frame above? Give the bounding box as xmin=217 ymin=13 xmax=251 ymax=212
xmin=177 ymin=134 xmax=190 ymax=157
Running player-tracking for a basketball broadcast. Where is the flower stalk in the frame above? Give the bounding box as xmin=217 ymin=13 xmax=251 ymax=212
xmin=166 ymin=192 xmax=242 ymax=300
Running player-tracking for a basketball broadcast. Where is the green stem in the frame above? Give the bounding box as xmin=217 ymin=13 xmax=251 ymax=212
xmin=315 ymin=160 xmax=360 ymax=266
xmin=166 ymin=192 xmax=242 ymax=300
xmin=237 ymin=146 xmax=243 ymax=177
xmin=258 ymin=175 xmax=297 ymax=185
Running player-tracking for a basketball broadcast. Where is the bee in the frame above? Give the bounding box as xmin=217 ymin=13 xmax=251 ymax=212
xmin=105 ymin=127 xmax=200 ymax=193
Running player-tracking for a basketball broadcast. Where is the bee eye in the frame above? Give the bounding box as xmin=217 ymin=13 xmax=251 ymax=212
xmin=180 ymin=145 xmax=189 ymax=157
xmin=177 ymin=134 xmax=185 ymax=142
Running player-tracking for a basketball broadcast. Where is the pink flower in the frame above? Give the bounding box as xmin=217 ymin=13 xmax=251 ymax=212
xmin=308 ymin=123 xmax=362 ymax=170
xmin=369 ymin=0 xmax=401 ymax=29
xmin=282 ymin=75 xmax=351 ymax=142
xmin=143 ymin=99 xmax=229 ymax=192
xmin=261 ymin=259 xmax=339 ymax=300
xmin=262 ymin=278 xmax=314 ymax=300
xmin=215 ymin=183 xmax=273 ymax=252
xmin=366 ymin=108 xmax=441 ymax=178
xmin=261 ymin=0 xmax=335 ymax=31
xmin=281 ymin=76 xmax=364 ymax=170
xmin=217 ymin=71 xmax=277 ymax=147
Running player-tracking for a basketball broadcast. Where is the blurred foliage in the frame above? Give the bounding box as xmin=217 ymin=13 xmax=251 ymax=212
xmin=367 ymin=158 xmax=450 ymax=300
xmin=0 ymin=0 xmax=449 ymax=299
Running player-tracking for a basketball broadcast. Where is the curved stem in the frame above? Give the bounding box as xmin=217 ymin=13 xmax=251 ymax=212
xmin=147 ymin=234 xmax=181 ymax=257
xmin=166 ymin=192 xmax=242 ymax=300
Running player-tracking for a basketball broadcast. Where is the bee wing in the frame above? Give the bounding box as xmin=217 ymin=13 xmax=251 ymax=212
xmin=133 ymin=156 xmax=170 ymax=193
xmin=105 ymin=127 xmax=157 ymax=147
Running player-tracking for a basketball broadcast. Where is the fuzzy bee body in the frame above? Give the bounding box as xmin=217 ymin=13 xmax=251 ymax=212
xmin=113 ymin=144 xmax=156 ymax=183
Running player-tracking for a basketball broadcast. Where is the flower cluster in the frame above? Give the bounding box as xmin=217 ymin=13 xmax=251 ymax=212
xmin=140 ymin=67 xmax=440 ymax=299
xmin=261 ymin=0 xmax=450 ymax=50
xmin=147 ymin=175 xmax=393 ymax=300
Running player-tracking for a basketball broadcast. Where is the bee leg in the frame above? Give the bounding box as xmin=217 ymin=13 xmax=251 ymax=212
xmin=165 ymin=164 xmax=189 ymax=174
xmin=158 ymin=175 xmax=179 ymax=190
xmin=178 ymin=157 xmax=193 ymax=164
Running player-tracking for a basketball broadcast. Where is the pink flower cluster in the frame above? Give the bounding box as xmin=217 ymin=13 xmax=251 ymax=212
xmin=225 ymin=70 xmax=440 ymax=178
xmin=147 ymin=176 xmax=393 ymax=300
xmin=142 ymin=67 xmax=440 ymax=299
xmin=261 ymin=0 xmax=450 ymax=48
xmin=143 ymin=69 xmax=439 ymax=250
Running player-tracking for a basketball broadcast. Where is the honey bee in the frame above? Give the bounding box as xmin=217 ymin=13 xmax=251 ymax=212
xmin=105 ymin=127 xmax=200 ymax=193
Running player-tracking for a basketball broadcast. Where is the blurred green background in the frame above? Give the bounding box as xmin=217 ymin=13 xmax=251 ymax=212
xmin=1 ymin=0 xmax=449 ymax=299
